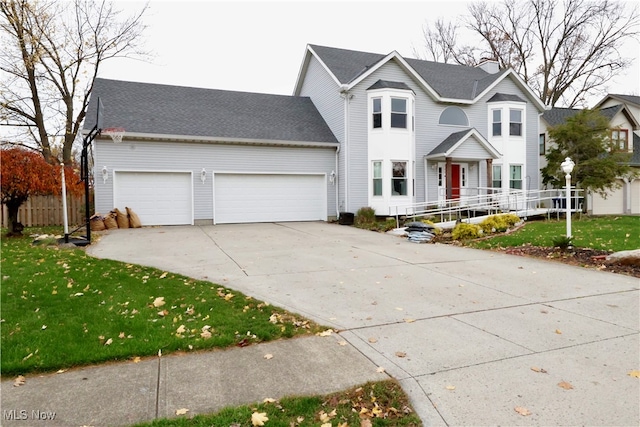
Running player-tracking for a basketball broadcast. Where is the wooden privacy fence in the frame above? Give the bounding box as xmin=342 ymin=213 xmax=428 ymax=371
xmin=1 ymin=195 xmax=85 ymax=228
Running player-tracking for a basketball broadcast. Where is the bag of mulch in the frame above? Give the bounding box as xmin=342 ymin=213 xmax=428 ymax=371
xmin=90 ymin=214 xmax=106 ymax=231
xmin=103 ymin=212 xmax=118 ymax=229
xmin=126 ymin=207 xmax=142 ymax=228
xmin=113 ymin=208 xmax=130 ymax=229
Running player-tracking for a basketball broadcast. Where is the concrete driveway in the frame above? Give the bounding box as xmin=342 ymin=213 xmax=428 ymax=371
xmin=88 ymin=222 xmax=640 ymax=426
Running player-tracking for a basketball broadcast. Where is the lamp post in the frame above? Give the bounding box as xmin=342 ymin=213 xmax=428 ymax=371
xmin=560 ymin=157 xmax=575 ymax=238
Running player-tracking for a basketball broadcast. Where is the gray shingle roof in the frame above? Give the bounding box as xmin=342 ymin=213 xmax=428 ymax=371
xmin=367 ymin=80 xmax=413 ymax=91
xmin=427 ymin=129 xmax=473 ymax=156
xmin=608 ymin=94 xmax=640 ymax=107
xmin=487 ymin=93 xmax=526 ymax=103
xmin=541 ymin=108 xmax=582 ymax=127
xmin=84 ymin=78 xmax=338 ymax=143
xmin=308 ymin=44 xmax=508 ymax=100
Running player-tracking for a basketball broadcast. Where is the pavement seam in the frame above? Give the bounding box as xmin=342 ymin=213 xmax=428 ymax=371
xmin=199 ymin=225 xmax=248 ymax=276
xmin=410 ymin=332 xmax=639 ymax=378
xmin=155 ymin=355 xmax=162 ymax=419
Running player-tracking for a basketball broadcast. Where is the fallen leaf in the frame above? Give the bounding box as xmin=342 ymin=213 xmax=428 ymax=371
xmin=264 ymin=353 xmax=273 ymax=360
xmin=153 ymin=297 xmax=165 ymax=307
xmin=445 ymin=385 xmax=456 ymax=390
xmin=251 ymin=411 xmax=269 ymax=426
xmin=158 ymin=309 xmax=169 ymax=317
xmin=530 ymin=366 xmax=548 ymax=373
xmin=404 ymin=318 xmax=416 ymax=323
xmin=376 ymin=366 xmax=385 ymax=373
xmin=176 ymin=325 xmax=186 ymax=334
xmin=132 ymin=357 xmax=141 ymax=363
xmin=175 ymin=408 xmax=189 ymax=415
xmin=41 ymin=325 xmax=47 ymax=330
xmin=118 ymin=332 xmax=125 ymax=339
xmin=514 ymin=406 xmax=531 ymax=416
xmin=627 ymin=370 xmax=640 ymax=378
xmin=395 ymin=351 xmax=407 ymax=358
xmin=159 ymin=272 xmax=168 ymax=279
xmin=395 ymin=307 xmax=404 ymax=311
xmin=317 ymin=329 xmax=333 ymax=336
xmin=368 ymin=337 xmax=378 ymax=343
xmin=558 ymin=381 xmax=574 ymax=390
xmin=338 ymin=340 xmax=347 ymax=346
xmin=321 ymin=423 xmax=332 ymax=427
xmin=263 ymin=397 xmax=276 ymax=403
xmin=555 ymin=329 xmax=562 ymax=334
xmin=224 ymin=293 xmax=235 ymax=301
xmin=361 ymin=419 xmax=373 ymax=427
xmin=13 ymin=375 xmax=25 ymax=387
xmin=104 ymin=338 xmax=113 ymax=346
xmin=337 ymin=423 xmax=348 ymax=427
xmin=56 ymin=369 xmax=66 ymax=374
xmin=296 ymin=416 xmax=305 ymax=423
xmin=200 ymin=330 xmax=212 ymax=339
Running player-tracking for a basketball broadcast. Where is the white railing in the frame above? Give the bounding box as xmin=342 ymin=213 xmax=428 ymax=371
xmin=391 ymin=187 xmax=584 ymax=228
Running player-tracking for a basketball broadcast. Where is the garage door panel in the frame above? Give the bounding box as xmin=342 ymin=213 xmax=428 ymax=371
xmin=115 ymin=172 xmax=192 ymax=226
xmin=215 ymin=174 xmax=325 ymax=224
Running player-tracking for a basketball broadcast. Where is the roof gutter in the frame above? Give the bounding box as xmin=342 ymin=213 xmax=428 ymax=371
xmin=92 ymin=132 xmax=340 ymax=149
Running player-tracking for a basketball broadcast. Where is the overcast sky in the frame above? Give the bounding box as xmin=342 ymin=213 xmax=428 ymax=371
xmin=101 ymin=0 xmax=639 ymax=107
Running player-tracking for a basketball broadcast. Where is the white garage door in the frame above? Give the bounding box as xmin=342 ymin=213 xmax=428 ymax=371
xmin=214 ymin=173 xmax=326 ymax=224
xmin=114 ymin=171 xmax=192 ymax=225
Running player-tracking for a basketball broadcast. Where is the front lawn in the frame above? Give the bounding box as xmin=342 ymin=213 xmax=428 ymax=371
xmin=468 ymin=216 xmax=639 ymax=252
xmin=1 ymin=228 xmax=324 ymax=376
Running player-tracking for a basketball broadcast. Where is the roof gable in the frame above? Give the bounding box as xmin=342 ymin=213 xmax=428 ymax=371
xmin=594 ymin=94 xmax=640 ymax=109
xmin=85 ymin=79 xmax=338 ymax=144
xmin=296 ymin=44 xmax=545 ymax=110
xmin=426 ymin=128 xmax=501 ymax=159
xmin=543 ymin=104 xmax=640 ymax=128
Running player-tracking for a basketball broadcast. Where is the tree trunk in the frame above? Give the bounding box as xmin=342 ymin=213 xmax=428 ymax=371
xmin=5 ymin=198 xmax=26 ymax=236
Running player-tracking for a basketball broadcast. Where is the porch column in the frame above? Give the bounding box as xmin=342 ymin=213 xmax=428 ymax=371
xmin=445 ymin=157 xmax=452 ymax=199
xmin=486 ymin=158 xmax=493 ymax=194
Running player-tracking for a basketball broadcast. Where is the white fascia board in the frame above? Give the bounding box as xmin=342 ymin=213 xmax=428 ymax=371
xmin=474 ymin=69 xmax=547 ymax=111
xmin=426 ymin=129 xmax=501 ymax=159
xmin=301 ymin=45 xmax=344 ymax=91
xmin=100 ymin=132 xmax=340 ymax=149
xmin=292 ymin=46 xmax=314 ymax=96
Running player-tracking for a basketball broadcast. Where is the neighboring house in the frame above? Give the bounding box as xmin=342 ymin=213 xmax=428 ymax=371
xmin=540 ymin=96 xmax=640 ymax=215
xmin=85 ymin=44 xmax=546 ymax=226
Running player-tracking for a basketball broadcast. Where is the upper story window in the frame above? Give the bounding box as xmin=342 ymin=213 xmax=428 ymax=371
xmin=372 ymin=98 xmax=382 ymax=129
xmin=439 ymin=106 xmax=469 ymax=126
xmin=510 ymin=109 xmax=522 ymax=136
xmin=611 ymin=129 xmax=629 ymax=151
xmin=391 ymin=98 xmax=407 ymax=129
xmin=539 ymin=133 xmax=546 ymax=155
xmin=492 ymin=109 xmax=502 ymax=136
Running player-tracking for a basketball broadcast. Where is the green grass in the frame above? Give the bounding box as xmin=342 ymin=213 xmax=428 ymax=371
xmin=468 ymin=216 xmax=640 ymax=251
xmin=135 ymin=380 xmax=422 ymax=427
xmin=1 ymin=227 xmax=324 ymax=376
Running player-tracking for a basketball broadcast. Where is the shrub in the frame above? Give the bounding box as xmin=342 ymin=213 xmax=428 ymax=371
xmin=479 ymin=214 xmax=522 ymax=234
xmin=552 ymin=235 xmax=573 ymax=251
xmin=421 ymin=219 xmax=442 ymax=235
xmin=452 ymin=222 xmax=482 ymax=240
xmin=354 ymin=207 xmax=377 ymax=228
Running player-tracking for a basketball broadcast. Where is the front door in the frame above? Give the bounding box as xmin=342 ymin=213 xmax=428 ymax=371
xmin=451 ymin=164 xmax=461 ymax=199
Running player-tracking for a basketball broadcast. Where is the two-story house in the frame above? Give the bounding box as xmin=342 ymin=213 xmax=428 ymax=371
xmin=540 ymin=95 xmax=639 ymax=215
xmin=85 ymin=44 xmax=545 ymax=225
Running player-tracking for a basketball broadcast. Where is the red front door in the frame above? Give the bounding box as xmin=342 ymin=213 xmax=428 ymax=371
xmin=451 ymin=164 xmax=461 ymax=199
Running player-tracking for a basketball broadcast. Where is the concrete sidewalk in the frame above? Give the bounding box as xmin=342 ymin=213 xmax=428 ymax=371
xmin=3 ymin=222 xmax=638 ymax=426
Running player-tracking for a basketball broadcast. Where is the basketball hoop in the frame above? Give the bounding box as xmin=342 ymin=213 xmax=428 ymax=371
xmin=101 ymin=127 xmax=125 ymax=143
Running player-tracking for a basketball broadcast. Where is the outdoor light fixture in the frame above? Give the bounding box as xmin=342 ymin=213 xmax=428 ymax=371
xmin=329 ymin=170 xmax=336 ymax=185
xmin=101 ymin=166 xmax=108 ymax=183
xmin=560 ymin=157 xmax=575 ymax=238
xmin=200 ymin=168 xmax=207 ymax=184
xmin=431 ymin=163 xmax=437 ymax=170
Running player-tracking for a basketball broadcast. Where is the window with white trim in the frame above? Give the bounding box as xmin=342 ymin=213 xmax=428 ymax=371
xmin=492 ymin=109 xmax=502 ymax=136
xmin=439 ymin=106 xmax=469 ymax=126
xmin=539 ymin=133 xmax=546 ymax=155
xmin=492 ymin=165 xmax=502 ymax=188
xmin=372 ymin=161 xmax=383 ymax=196
xmin=391 ymin=161 xmax=407 ymax=195
xmin=509 ymin=109 xmax=522 ymax=136
xmin=372 ymin=98 xmax=382 ymax=129
xmin=391 ymin=98 xmax=407 ymax=128
xmin=509 ymin=165 xmax=522 ymax=189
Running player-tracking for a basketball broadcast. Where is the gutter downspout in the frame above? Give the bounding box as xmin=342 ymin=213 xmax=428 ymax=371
xmin=340 ymin=85 xmax=352 ymax=214
xmin=335 ymin=145 xmax=340 ymax=218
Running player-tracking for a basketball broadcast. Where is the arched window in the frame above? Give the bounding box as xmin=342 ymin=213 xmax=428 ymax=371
xmin=439 ymin=106 xmax=469 ymax=126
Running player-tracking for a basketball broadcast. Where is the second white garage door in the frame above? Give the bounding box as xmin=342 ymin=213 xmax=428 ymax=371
xmin=114 ymin=171 xmax=193 ymax=225
xmin=214 ymin=173 xmax=326 ymax=224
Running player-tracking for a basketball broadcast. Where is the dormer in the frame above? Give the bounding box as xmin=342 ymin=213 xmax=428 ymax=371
xmin=477 ymin=59 xmax=500 ymax=74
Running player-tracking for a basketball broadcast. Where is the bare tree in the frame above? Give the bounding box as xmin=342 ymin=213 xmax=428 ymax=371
xmin=417 ymin=0 xmax=640 ymax=107
xmin=0 ymin=0 xmax=148 ymax=164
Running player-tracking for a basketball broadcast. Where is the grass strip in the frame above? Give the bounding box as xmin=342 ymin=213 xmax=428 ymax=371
xmin=135 ymin=379 xmax=422 ymax=427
